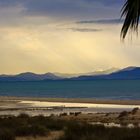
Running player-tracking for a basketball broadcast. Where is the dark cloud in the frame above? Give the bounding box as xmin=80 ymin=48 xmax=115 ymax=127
xmin=68 ymin=28 xmax=102 ymax=32
xmin=93 ymin=0 xmax=123 ymax=6
xmin=0 ymin=0 xmax=123 ymax=7
xmin=0 ymin=0 xmax=124 ymax=20
xmin=82 ymin=0 xmax=123 ymax=6
xmin=0 ymin=0 xmax=23 ymax=6
xmin=76 ymin=19 xmax=124 ymax=24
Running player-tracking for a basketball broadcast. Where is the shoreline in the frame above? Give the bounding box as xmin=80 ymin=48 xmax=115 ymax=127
xmin=0 ymin=96 xmax=140 ymax=120
xmin=0 ymin=96 xmax=140 ymax=105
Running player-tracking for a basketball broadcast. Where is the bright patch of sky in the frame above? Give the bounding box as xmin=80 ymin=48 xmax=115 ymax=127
xmin=0 ymin=0 xmax=140 ymax=74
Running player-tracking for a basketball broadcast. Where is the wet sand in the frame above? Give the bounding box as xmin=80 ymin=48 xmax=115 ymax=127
xmin=0 ymin=96 xmax=140 ymax=105
xmin=0 ymin=96 xmax=140 ymax=116
xmin=0 ymin=96 xmax=140 ymax=127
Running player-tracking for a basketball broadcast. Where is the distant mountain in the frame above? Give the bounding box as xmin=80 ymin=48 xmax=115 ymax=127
xmin=118 ymin=66 xmax=137 ymax=72
xmin=16 ymin=72 xmax=61 ymax=80
xmin=0 ymin=72 xmax=61 ymax=81
xmin=70 ymin=67 xmax=140 ymax=80
xmin=54 ymin=68 xmax=118 ymax=78
xmin=104 ymin=67 xmax=140 ymax=79
xmin=0 ymin=67 xmax=140 ymax=81
xmin=83 ymin=68 xmax=119 ymax=76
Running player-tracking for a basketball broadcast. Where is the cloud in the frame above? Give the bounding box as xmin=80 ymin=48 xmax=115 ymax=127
xmin=68 ymin=28 xmax=102 ymax=32
xmin=89 ymin=0 xmax=123 ymax=6
xmin=1 ymin=1 xmax=140 ymax=74
xmin=0 ymin=0 xmax=123 ymax=20
xmin=0 ymin=0 xmax=123 ymax=8
xmin=76 ymin=19 xmax=124 ymax=24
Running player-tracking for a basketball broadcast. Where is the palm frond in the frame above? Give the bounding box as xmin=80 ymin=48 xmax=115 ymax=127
xmin=121 ymin=0 xmax=140 ymax=39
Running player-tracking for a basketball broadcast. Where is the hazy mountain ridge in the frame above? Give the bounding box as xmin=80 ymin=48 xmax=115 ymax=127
xmin=54 ymin=68 xmax=118 ymax=78
xmin=70 ymin=67 xmax=140 ymax=80
xmin=0 ymin=72 xmax=61 ymax=81
xmin=0 ymin=67 xmax=140 ymax=81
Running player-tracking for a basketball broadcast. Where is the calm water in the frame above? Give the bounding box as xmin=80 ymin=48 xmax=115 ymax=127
xmin=0 ymin=80 xmax=140 ymax=100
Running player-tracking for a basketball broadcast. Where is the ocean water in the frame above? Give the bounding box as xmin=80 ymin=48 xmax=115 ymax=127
xmin=0 ymin=80 xmax=140 ymax=100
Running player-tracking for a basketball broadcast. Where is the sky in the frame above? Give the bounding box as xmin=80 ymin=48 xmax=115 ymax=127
xmin=0 ymin=0 xmax=140 ymax=74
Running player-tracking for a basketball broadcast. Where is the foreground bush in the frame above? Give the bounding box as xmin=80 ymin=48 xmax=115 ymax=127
xmin=0 ymin=129 xmax=15 ymax=140
xmin=0 ymin=114 xmax=140 ymax=140
xmin=15 ymin=125 xmax=48 ymax=137
xmin=58 ymin=123 xmax=140 ymax=140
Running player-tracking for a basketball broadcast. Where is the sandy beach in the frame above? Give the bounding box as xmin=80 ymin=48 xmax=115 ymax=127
xmin=1 ymin=96 xmax=140 ymax=105
xmin=20 ymin=100 xmax=140 ymax=109
xmin=0 ymin=96 xmax=140 ymax=116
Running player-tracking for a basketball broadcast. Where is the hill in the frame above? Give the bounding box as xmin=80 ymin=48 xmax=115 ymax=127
xmin=1 ymin=67 xmax=140 ymax=81
xmin=70 ymin=67 xmax=140 ymax=80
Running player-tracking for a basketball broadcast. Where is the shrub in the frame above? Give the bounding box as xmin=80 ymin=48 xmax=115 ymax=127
xmin=44 ymin=119 xmax=67 ymax=130
xmin=118 ymin=111 xmax=128 ymax=118
xmin=131 ymin=108 xmax=139 ymax=115
xmin=58 ymin=124 xmax=140 ymax=140
xmin=0 ymin=129 xmax=15 ymax=140
xmin=30 ymin=125 xmax=48 ymax=137
xmin=0 ymin=115 xmax=140 ymax=140
xmin=60 ymin=113 xmax=67 ymax=116
xmin=16 ymin=125 xmax=48 ymax=137
xmin=74 ymin=112 xmax=81 ymax=116
xmin=18 ymin=113 xmax=30 ymax=118
xmin=15 ymin=126 xmax=31 ymax=136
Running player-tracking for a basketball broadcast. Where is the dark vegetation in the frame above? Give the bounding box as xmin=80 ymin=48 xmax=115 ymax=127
xmin=118 ymin=111 xmax=129 ymax=118
xmin=132 ymin=107 xmax=139 ymax=115
xmin=0 ymin=113 xmax=72 ymax=140
xmin=0 ymin=113 xmax=140 ymax=140
xmin=58 ymin=123 xmax=140 ymax=140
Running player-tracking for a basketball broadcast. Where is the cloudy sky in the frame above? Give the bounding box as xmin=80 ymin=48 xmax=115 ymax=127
xmin=0 ymin=0 xmax=140 ymax=74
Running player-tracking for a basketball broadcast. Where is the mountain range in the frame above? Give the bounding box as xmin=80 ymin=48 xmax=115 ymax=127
xmin=70 ymin=67 xmax=140 ymax=80
xmin=0 ymin=67 xmax=140 ymax=81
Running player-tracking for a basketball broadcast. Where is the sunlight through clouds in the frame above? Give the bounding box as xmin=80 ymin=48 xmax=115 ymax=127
xmin=0 ymin=0 xmax=140 ymax=74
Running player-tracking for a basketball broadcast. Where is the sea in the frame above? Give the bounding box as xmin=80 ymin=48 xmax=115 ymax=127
xmin=0 ymin=80 xmax=140 ymax=100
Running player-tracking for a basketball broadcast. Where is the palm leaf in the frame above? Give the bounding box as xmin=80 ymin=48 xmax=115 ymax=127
xmin=121 ymin=0 xmax=140 ymax=39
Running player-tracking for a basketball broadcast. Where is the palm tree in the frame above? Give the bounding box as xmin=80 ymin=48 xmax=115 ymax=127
xmin=121 ymin=0 xmax=140 ymax=39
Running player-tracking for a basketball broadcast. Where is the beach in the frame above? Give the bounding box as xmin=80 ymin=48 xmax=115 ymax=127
xmin=1 ymin=96 xmax=140 ymax=105
xmin=0 ymin=96 xmax=140 ymax=117
xmin=0 ymin=96 xmax=140 ymax=140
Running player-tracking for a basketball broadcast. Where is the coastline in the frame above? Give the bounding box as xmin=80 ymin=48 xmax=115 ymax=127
xmin=0 ymin=96 xmax=139 ymax=116
xmin=0 ymin=96 xmax=140 ymax=105
xmin=0 ymin=96 xmax=140 ymax=126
